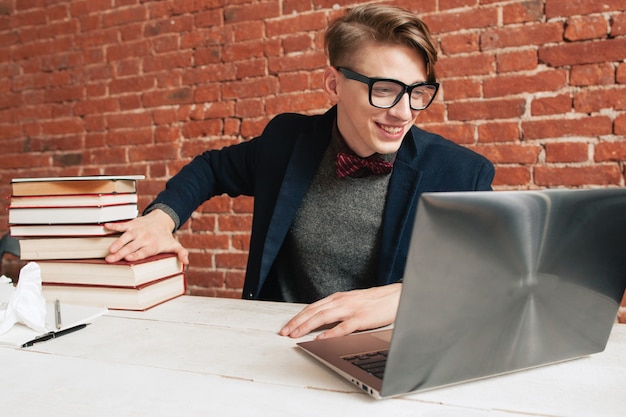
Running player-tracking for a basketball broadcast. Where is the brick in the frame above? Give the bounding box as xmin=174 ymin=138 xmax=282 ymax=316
xmin=232 ymin=196 xmax=254 ymax=214
xmin=232 ymin=20 xmax=264 ymax=42
xmin=616 ymin=113 xmax=626 ymax=135
xmin=417 ymin=102 xmax=446 ymax=124
xmin=107 ymin=127 xmax=152 ymax=146
xmin=152 ymin=34 xmax=179 ymax=54
xmin=282 ymin=33 xmax=314 ymax=54
xmin=225 ymin=270 xmax=246 ymax=289
xmin=83 ymin=114 xmax=105 ymax=132
xmin=241 ymin=117 xmax=270 ymax=138
xmin=439 ymin=0 xmax=477 ymax=10
xmin=613 ymin=12 xmax=626 ymax=36
xmin=268 ymin=51 xmax=327 ymax=73
xmin=279 ymin=72 xmax=310 ymax=94
xmin=223 ymin=77 xmax=278 ymax=100
xmin=182 ymin=119 xmax=223 ymax=139
xmin=143 ymin=87 xmax=194 ymax=107
xmin=15 ymin=9 xmax=47 ymax=26
xmin=439 ymin=32 xmax=480 ymax=55
xmin=194 ymin=46 xmax=222 ymax=65
xmin=481 ymin=22 xmax=562 ymax=50
xmin=0 ymin=124 xmax=22 ymax=140
xmin=535 ymin=165 xmax=622 ymax=186
xmin=565 ymin=15 xmax=608 ymax=41
xmin=574 ymin=87 xmax=626 ymax=113
xmin=491 ymin=166 xmax=531 ymax=187
xmin=106 ymin=40 xmax=151 ymax=62
xmin=41 ymin=118 xmax=83 ymax=135
xmin=483 ymin=70 xmax=567 ymax=98
xmin=283 ymin=0 xmax=311 ymax=13
xmin=144 ymin=15 xmax=193 ymax=37
xmin=539 ymin=38 xmax=626 ymax=67
xmin=87 ymin=147 xmax=126 ymax=165
xmin=545 ymin=142 xmax=589 ymax=163
xmin=477 ymin=122 xmax=520 ymax=143
xmin=503 ymin=1 xmax=544 ymax=24
xmin=437 ymin=53 xmax=495 ymax=77
xmin=154 ymin=126 xmax=181 ymax=143
xmin=69 ymin=0 xmax=112 ymax=16
xmin=448 ymin=99 xmax=526 ymax=121
xmin=144 ymin=51 xmax=193 ymax=73
xmin=474 ymin=144 xmax=541 ymax=164
xmin=531 ymin=94 xmax=572 ymax=116
xmin=571 ymin=63 xmax=615 ymax=86
xmin=195 ymin=9 xmax=222 ymax=28
xmin=617 ymin=63 xmax=626 ymax=84
xmin=109 ymin=75 xmax=155 ymax=94
xmin=102 ymin=6 xmax=147 ymax=28
xmin=217 ymin=214 xmax=253 ymax=232
xmin=496 ymin=49 xmax=538 ymax=73
xmin=422 ymin=123 xmax=475 ymax=145
xmin=523 ymin=116 xmax=612 ymax=139
xmin=425 ymin=8 xmax=498 ymax=33
xmin=440 ymin=79 xmax=481 ymax=100
xmin=224 ymin=2 xmax=280 ymax=24
xmin=266 ymin=11 xmax=326 ymax=37
xmin=129 ymin=143 xmax=179 ymax=162
xmin=224 ymin=39 xmax=276 ymax=62
xmin=215 ymin=252 xmax=248 ymax=269
xmin=595 ymin=141 xmax=626 ymax=162
xmin=236 ymin=58 xmax=267 ymax=79
xmin=38 ymin=19 xmax=80 ymax=38
xmin=73 ymin=98 xmax=119 ymax=116
xmin=203 ymin=102 xmax=235 ymax=119
xmin=266 ymin=91 xmax=328 ymax=115
xmin=236 ymin=98 xmax=265 ymax=118
xmin=106 ymin=112 xmax=152 ymax=129
xmin=545 ymin=0 xmax=625 ymax=18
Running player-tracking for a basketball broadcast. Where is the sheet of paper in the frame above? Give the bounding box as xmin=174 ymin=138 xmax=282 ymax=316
xmin=0 ymin=301 xmax=107 ymax=347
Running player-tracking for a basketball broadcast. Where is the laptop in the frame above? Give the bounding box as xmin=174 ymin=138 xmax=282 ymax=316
xmin=297 ymin=188 xmax=626 ymax=399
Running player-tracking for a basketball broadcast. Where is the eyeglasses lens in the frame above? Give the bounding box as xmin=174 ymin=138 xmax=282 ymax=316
xmin=371 ymin=81 xmax=436 ymax=110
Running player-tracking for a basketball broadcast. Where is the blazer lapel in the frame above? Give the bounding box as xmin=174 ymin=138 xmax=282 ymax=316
xmin=258 ymin=115 xmax=334 ymax=286
xmin=378 ymin=129 xmax=423 ymax=284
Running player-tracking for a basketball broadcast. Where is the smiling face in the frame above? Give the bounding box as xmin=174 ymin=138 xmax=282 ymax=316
xmin=324 ymin=42 xmax=429 ymax=157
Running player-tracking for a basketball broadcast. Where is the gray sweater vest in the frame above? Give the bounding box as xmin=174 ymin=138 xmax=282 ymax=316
xmin=274 ymin=143 xmax=392 ymax=303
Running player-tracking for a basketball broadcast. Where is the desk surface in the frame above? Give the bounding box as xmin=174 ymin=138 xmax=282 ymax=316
xmin=1 ymin=296 xmax=625 ymax=416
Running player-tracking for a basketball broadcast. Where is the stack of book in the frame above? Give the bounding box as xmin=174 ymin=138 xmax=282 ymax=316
xmin=8 ymin=175 xmax=185 ymax=310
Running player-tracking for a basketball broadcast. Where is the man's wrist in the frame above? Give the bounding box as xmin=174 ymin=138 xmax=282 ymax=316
xmin=144 ymin=204 xmax=179 ymax=232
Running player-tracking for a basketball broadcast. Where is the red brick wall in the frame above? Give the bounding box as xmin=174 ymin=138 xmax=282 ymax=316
xmin=0 ymin=1 xmax=624 ymax=316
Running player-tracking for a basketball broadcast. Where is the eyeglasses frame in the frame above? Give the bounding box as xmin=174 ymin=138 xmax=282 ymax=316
xmin=336 ymin=67 xmax=439 ymax=111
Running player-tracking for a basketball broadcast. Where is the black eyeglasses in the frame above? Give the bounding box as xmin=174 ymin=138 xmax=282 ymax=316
xmin=336 ymin=67 xmax=439 ymax=111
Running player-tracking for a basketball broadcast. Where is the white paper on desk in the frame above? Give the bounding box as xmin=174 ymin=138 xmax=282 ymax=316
xmin=0 ymin=302 xmax=108 ymax=347
xmin=0 ymin=264 xmax=108 ymax=347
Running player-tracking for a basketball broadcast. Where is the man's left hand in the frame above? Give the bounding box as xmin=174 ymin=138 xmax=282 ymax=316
xmin=279 ymin=283 xmax=402 ymax=339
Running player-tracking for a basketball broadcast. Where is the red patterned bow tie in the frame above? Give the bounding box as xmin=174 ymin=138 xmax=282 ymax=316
xmin=336 ymin=152 xmax=394 ymax=178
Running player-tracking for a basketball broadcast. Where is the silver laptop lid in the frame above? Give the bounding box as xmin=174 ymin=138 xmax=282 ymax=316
xmin=382 ymin=188 xmax=626 ymax=397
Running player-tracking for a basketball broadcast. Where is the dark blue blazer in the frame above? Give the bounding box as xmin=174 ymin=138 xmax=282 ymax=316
xmin=149 ymin=106 xmax=495 ymax=300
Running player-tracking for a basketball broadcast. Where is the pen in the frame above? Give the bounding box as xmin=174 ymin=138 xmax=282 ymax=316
xmin=54 ymin=299 xmax=62 ymax=330
xmin=21 ymin=323 xmax=89 ymax=348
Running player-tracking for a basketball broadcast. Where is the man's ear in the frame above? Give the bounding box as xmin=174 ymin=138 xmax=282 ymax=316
xmin=323 ymin=66 xmax=340 ymax=103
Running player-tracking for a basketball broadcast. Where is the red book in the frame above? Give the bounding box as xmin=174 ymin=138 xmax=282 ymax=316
xmin=37 ymin=253 xmax=183 ymax=287
xmin=42 ymin=274 xmax=186 ymax=311
xmin=10 ymin=175 xmax=144 ymax=196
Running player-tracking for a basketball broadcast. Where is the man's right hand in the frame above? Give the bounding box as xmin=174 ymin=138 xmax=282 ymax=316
xmin=104 ymin=209 xmax=189 ymax=265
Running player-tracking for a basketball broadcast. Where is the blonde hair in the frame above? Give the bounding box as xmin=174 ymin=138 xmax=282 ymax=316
xmin=324 ymin=4 xmax=438 ymax=82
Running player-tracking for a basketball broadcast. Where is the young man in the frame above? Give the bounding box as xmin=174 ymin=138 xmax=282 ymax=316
xmin=105 ymin=4 xmax=494 ymax=339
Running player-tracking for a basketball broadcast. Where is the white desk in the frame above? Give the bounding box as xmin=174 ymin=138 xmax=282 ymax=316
xmin=1 ymin=296 xmax=625 ymax=416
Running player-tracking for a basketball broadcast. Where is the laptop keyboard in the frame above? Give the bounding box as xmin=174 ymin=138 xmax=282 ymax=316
xmin=343 ymin=350 xmax=388 ymax=379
